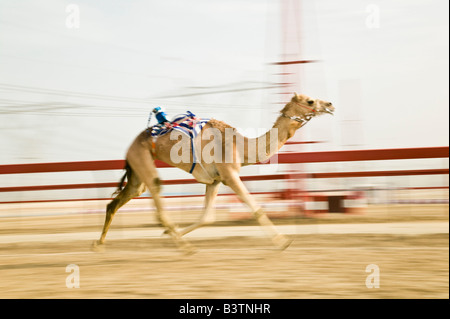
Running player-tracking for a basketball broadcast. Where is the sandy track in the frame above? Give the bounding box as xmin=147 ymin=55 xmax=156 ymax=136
xmin=0 ymin=204 xmax=448 ymax=299
xmin=0 ymin=231 xmax=448 ymax=299
xmin=0 ymin=221 xmax=447 ymax=244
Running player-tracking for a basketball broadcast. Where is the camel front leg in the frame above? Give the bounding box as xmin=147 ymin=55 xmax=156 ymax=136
xmin=178 ymin=180 xmax=220 ymax=236
xmin=151 ymin=191 xmax=197 ymax=254
xmin=126 ymin=147 xmax=196 ymax=255
xmin=220 ymin=169 xmax=292 ymax=250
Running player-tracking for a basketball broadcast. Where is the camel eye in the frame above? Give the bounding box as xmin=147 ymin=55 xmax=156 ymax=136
xmin=307 ymin=100 xmax=314 ymax=105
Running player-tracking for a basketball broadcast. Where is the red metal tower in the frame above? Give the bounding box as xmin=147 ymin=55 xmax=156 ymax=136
xmin=274 ymin=0 xmax=317 ymax=202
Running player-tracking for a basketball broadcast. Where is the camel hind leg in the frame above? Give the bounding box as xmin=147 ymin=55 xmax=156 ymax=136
xmin=126 ymin=144 xmax=196 ymax=254
xmin=92 ymin=166 xmax=144 ymax=251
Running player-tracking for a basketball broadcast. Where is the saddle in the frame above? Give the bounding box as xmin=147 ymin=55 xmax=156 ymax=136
xmin=147 ymin=111 xmax=209 ymax=173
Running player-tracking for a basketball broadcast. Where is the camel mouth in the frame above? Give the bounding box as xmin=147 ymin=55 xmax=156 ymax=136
xmin=324 ymin=105 xmax=335 ymax=115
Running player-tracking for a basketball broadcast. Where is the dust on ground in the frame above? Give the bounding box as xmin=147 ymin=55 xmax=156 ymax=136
xmin=0 ymin=204 xmax=448 ymax=298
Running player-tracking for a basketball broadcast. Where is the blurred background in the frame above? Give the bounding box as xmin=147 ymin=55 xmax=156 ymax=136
xmin=0 ymin=0 xmax=448 ymax=205
xmin=0 ymin=0 xmax=448 ymax=300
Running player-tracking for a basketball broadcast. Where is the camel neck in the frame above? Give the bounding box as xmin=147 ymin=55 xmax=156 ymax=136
xmin=243 ymin=115 xmax=296 ymax=165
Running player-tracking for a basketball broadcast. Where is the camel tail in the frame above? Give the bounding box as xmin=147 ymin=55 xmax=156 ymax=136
xmin=112 ymin=161 xmax=132 ymax=196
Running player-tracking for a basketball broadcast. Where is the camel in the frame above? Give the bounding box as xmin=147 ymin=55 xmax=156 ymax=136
xmin=92 ymin=93 xmax=334 ymax=253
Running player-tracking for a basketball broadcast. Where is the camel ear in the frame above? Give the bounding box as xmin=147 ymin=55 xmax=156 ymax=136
xmin=292 ymin=92 xmax=300 ymax=102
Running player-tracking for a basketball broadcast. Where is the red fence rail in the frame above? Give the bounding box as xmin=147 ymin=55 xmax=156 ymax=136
xmin=0 ymin=146 xmax=448 ymax=204
xmin=0 ymin=169 xmax=448 ymax=193
xmin=1 ymin=147 xmax=448 ymax=175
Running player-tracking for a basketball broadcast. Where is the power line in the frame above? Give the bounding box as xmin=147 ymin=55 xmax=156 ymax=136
xmin=0 ymin=83 xmax=148 ymax=104
xmin=155 ymin=84 xmax=282 ymax=98
xmin=0 ymin=82 xmax=281 ymax=115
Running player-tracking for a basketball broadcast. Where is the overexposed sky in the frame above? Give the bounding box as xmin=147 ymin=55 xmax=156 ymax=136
xmin=0 ymin=0 xmax=448 ymax=164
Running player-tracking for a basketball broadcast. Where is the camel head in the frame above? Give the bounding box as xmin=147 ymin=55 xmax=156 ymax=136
xmin=282 ymin=93 xmax=335 ymax=120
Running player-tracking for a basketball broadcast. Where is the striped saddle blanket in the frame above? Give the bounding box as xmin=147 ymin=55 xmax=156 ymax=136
xmin=149 ymin=111 xmax=209 ymax=139
xmin=148 ymin=111 xmax=209 ymax=173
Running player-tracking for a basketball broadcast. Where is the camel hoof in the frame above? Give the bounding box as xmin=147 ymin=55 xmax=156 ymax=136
xmin=173 ymin=237 xmax=197 ymax=255
xmin=162 ymin=227 xmax=181 ymax=237
xmin=273 ymin=235 xmax=293 ymax=251
xmin=280 ymin=238 xmax=293 ymax=251
xmin=180 ymin=243 xmax=197 ymax=256
xmin=91 ymin=240 xmax=105 ymax=252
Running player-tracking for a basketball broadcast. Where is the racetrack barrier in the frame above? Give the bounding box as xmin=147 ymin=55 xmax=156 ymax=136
xmin=0 ymin=147 xmax=448 ymax=214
